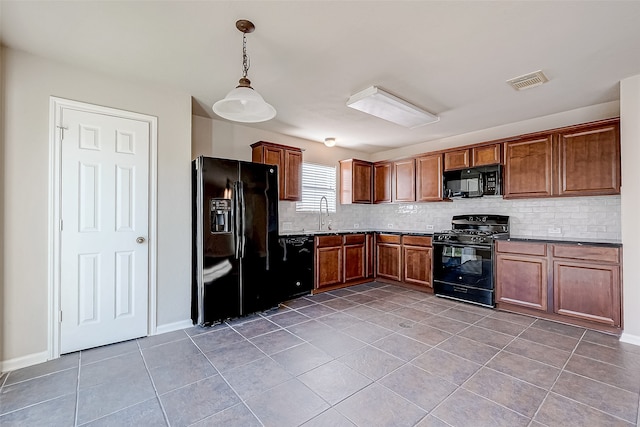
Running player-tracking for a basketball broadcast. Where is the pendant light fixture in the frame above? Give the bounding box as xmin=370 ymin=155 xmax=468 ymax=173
xmin=213 ymin=20 xmax=276 ymax=123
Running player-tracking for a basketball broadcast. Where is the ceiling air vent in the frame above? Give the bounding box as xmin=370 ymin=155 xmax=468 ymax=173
xmin=506 ymin=70 xmax=549 ymax=91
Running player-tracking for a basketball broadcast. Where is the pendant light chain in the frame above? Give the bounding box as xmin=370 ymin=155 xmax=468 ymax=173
xmin=242 ymin=32 xmax=250 ymax=79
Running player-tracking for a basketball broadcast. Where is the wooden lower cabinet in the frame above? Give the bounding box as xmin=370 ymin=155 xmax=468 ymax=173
xmin=315 ymin=245 xmax=343 ymax=289
xmin=377 ymin=243 xmax=402 ymax=281
xmin=376 ymin=234 xmax=433 ymax=292
xmin=402 ymin=235 xmax=432 ymax=289
xmin=366 ymin=233 xmax=375 ymax=277
xmin=495 ymin=240 xmax=622 ymax=332
xmin=314 ymin=233 xmax=371 ymax=291
xmin=403 ymin=245 xmax=432 ymax=288
xmin=376 ymin=234 xmax=402 ymax=281
xmin=495 ymin=253 xmax=548 ymax=311
xmin=344 ymin=235 xmax=366 ymax=282
xmin=553 ymin=259 xmax=621 ymax=327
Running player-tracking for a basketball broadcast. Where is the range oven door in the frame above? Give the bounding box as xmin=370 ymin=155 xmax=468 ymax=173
xmin=432 ymin=243 xmax=493 ymax=290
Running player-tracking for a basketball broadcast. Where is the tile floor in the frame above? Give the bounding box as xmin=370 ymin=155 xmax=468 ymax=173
xmin=2 ymin=282 xmax=640 ymax=426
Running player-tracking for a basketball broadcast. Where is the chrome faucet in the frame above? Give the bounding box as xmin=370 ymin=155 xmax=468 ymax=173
xmin=318 ymin=196 xmax=329 ymax=230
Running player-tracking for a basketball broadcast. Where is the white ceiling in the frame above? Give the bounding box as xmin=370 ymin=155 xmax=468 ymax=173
xmin=2 ymin=1 xmax=639 ymax=153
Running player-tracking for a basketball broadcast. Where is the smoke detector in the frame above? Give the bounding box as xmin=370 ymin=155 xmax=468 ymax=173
xmin=506 ymin=70 xmax=549 ymax=91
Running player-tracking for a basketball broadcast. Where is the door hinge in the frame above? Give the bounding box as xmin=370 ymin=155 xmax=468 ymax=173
xmin=59 ymin=219 xmax=63 ymax=231
xmin=56 ymin=125 xmax=68 ymax=141
xmin=59 ymin=310 xmax=63 ymax=323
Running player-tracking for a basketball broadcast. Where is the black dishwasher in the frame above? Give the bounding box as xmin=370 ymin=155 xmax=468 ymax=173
xmin=277 ymin=236 xmax=314 ymax=301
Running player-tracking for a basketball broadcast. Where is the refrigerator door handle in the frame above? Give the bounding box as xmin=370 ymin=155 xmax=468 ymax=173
xmin=239 ymin=181 xmax=246 ymax=258
xmin=234 ymin=182 xmax=242 ymax=259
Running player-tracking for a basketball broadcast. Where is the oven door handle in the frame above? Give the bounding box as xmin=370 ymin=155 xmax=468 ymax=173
xmin=432 ymin=243 xmax=492 ymax=250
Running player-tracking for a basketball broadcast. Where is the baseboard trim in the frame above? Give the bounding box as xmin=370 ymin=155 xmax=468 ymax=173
xmin=620 ymin=332 xmax=640 ymax=347
xmin=1 ymin=351 xmax=49 ymax=373
xmin=155 ymin=319 xmax=193 ymax=335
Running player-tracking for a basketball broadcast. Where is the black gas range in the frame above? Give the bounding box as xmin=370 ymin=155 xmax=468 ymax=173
xmin=432 ymin=215 xmax=510 ymax=307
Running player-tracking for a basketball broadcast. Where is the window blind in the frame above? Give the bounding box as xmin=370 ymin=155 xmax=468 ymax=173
xmin=296 ymin=162 xmax=337 ymax=212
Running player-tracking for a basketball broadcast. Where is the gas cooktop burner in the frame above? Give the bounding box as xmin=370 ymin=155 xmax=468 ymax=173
xmin=434 ymin=214 xmax=510 ymax=245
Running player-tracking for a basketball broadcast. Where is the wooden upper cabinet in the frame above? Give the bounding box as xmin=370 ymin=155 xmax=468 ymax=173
xmin=251 ymin=141 xmax=303 ymax=201
xmin=374 ymin=162 xmax=392 ymax=204
xmin=557 ymin=121 xmax=620 ymax=196
xmin=283 ymin=150 xmax=302 ymax=201
xmin=416 ymin=154 xmax=443 ymax=202
xmin=503 ymin=135 xmax=553 ymax=199
xmin=444 ymin=149 xmax=470 ymax=171
xmin=339 ymin=159 xmax=372 ymax=204
xmin=472 ymin=143 xmax=501 ymax=166
xmin=393 ymin=159 xmax=416 ymax=202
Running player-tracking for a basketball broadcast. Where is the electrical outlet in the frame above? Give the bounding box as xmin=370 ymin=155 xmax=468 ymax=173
xmin=425 ymin=224 xmax=434 ymax=230
xmin=353 ymin=223 xmax=360 ymax=229
xmin=548 ymin=227 xmax=562 ymax=234
xmin=387 ymin=224 xmax=394 ymax=229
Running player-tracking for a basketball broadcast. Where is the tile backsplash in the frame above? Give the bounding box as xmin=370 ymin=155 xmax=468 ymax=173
xmin=279 ymin=195 xmax=621 ymax=241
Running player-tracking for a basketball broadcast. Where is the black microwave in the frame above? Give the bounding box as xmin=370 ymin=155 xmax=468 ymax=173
xmin=443 ymin=165 xmax=501 ymax=198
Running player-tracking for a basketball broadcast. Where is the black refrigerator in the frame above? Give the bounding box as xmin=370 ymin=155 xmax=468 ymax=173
xmin=192 ymin=156 xmax=280 ymax=326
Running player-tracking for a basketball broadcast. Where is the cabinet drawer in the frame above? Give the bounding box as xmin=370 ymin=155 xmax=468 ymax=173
xmin=344 ymin=234 xmax=366 ymax=245
xmin=552 ymin=245 xmax=619 ymax=264
xmin=402 ymin=235 xmax=432 ymax=247
xmin=315 ymin=235 xmax=343 ymax=248
xmin=377 ymin=234 xmax=401 ymax=244
xmin=496 ymin=241 xmax=547 ymax=256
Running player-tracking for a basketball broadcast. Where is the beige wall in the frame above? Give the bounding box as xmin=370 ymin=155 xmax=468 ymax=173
xmin=1 ymin=47 xmax=6 ymax=361
xmin=621 ymin=74 xmax=640 ymax=344
xmin=1 ymin=47 xmax=192 ymax=365
xmin=192 ymin=115 xmax=371 ymax=166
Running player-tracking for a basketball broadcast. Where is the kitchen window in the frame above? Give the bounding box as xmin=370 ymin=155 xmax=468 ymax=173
xmin=296 ymin=162 xmax=336 ymax=212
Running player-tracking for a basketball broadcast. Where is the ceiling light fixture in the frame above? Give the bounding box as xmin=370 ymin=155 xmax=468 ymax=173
xmin=324 ymin=137 xmax=336 ymax=147
xmin=346 ymin=86 xmax=439 ymax=129
xmin=213 ymin=20 xmax=276 ymax=123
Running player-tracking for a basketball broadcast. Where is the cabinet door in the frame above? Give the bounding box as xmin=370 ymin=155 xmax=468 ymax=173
xmin=393 ymin=159 xmax=416 ymax=202
xmin=403 ymin=245 xmax=432 ymax=288
xmin=263 ymin=146 xmax=283 ymax=167
xmin=558 ymin=122 xmax=620 ymax=196
xmin=376 ymin=243 xmax=402 ymax=281
xmin=495 ymin=254 xmax=548 ymax=311
xmin=374 ymin=162 xmax=392 ymax=203
xmin=344 ymin=244 xmax=366 ymax=282
xmin=316 ymin=246 xmax=343 ymax=288
xmin=366 ymin=233 xmax=375 ymax=278
xmin=352 ymin=161 xmax=373 ymax=203
xmin=553 ymin=260 xmax=621 ymax=326
xmin=283 ymin=150 xmax=303 ymax=201
xmin=444 ymin=149 xmax=470 ymax=171
xmin=472 ymin=144 xmax=501 ymax=166
xmin=415 ymin=154 xmax=443 ymax=202
xmin=504 ymin=135 xmax=553 ymax=198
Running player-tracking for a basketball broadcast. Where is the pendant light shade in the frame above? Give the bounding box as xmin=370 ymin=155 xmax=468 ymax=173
xmin=213 ymin=20 xmax=276 ymax=123
xmin=213 ymin=86 xmax=276 ymax=123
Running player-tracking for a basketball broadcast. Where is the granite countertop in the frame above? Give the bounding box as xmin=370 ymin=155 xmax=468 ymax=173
xmin=280 ymin=230 xmax=621 ymax=246
xmin=500 ymin=235 xmax=622 ymax=247
xmin=279 ymin=229 xmax=435 ymax=237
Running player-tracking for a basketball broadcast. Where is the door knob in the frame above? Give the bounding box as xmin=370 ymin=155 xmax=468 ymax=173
xmin=136 ymin=237 xmax=146 ymax=244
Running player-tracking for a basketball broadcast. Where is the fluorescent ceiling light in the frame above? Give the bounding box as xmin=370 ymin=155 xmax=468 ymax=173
xmin=346 ymin=86 xmax=439 ymax=129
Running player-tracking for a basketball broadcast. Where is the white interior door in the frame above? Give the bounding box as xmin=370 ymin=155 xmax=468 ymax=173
xmin=60 ymin=108 xmax=150 ymax=354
